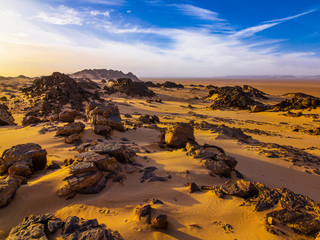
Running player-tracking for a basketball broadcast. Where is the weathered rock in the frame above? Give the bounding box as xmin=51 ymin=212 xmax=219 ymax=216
xmin=56 ymin=122 xmax=85 ymax=136
xmin=220 ymin=179 xmax=258 ymax=198
xmin=88 ymin=143 xmax=132 ymax=163
xmin=1 ymin=143 xmax=47 ymax=174
xmin=0 ymin=104 xmax=15 ymax=126
xmin=207 ymin=85 xmax=268 ymax=110
xmin=204 ymin=159 xmax=231 ymax=178
xmin=164 ymin=123 xmax=196 ymax=148
xmin=94 ymin=124 xmax=112 ymax=137
xmin=0 ymin=176 xmax=23 ymax=208
xmin=63 ymin=216 xmax=80 ymax=235
xmin=69 ymin=162 xmax=98 ymax=175
xmin=8 ymin=162 xmax=33 ymax=178
xmin=267 ymin=217 xmax=275 ymax=225
xmin=6 ymin=213 xmax=53 ymax=240
xmin=189 ymin=182 xmax=201 ymax=193
xmin=47 ymin=218 xmax=63 ymax=234
xmin=104 ymin=78 xmax=155 ymax=97
xmin=138 ymin=115 xmax=160 ymax=124
xmin=272 ymin=93 xmax=320 ymax=111
xmin=65 ymin=132 xmax=83 ymax=144
xmin=135 ymin=204 xmax=152 ymax=222
xmin=161 ymin=81 xmax=184 ymax=89
xmin=22 ymin=115 xmax=41 ymax=126
xmin=59 ymin=110 xmax=79 ymax=122
xmin=151 ymin=214 xmax=168 ymax=229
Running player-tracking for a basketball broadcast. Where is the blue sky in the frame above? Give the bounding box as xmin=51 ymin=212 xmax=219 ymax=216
xmin=1 ymin=0 xmax=320 ymax=77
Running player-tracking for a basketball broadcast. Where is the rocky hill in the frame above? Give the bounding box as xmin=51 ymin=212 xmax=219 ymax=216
xmin=70 ymin=69 xmax=141 ymax=82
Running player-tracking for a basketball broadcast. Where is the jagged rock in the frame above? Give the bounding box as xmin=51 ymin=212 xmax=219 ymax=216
xmin=94 ymin=124 xmax=112 ymax=137
xmin=69 ymin=162 xmax=98 ymax=175
xmin=138 ymin=114 xmax=160 ymax=124
xmin=21 ymin=72 xmax=102 ymax=117
xmin=164 ymin=123 xmax=196 ymax=148
xmin=22 ymin=115 xmax=41 ymax=126
xmin=56 ymin=122 xmax=85 ymax=136
xmin=0 ymin=176 xmax=24 ymax=208
xmin=267 ymin=217 xmax=275 ymax=225
xmin=204 ymin=159 xmax=231 ymax=178
xmin=161 ymin=81 xmax=184 ymax=88
xmin=86 ymin=102 xmax=124 ymax=132
xmin=104 ymin=78 xmax=155 ymax=97
xmin=65 ymin=132 xmax=83 ymax=144
xmin=47 ymin=218 xmax=63 ymax=234
xmin=6 ymin=213 xmax=53 ymax=240
xmin=135 ymin=204 xmax=152 ymax=222
xmin=87 ymin=143 xmax=132 ymax=163
xmin=151 ymin=214 xmax=168 ymax=229
xmin=1 ymin=143 xmax=47 ymax=176
xmin=0 ymin=103 xmax=15 ymax=125
xmin=63 ymin=216 xmax=80 ymax=235
xmin=207 ymin=85 xmax=268 ymax=110
xmin=272 ymin=93 xmax=320 ymax=111
xmin=58 ymin=110 xmax=79 ymax=122
xmin=8 ymin=162 xmax=33 ymax=178
xmin=47 ymin=162 xmax=61 ymax=170
xmin=220 ymin=179 xmax=258 ymax=198
xmin=250 ymin=104 xmax=268 ymax=113
xmin=189 ymin=182 xmax=201 ymax=193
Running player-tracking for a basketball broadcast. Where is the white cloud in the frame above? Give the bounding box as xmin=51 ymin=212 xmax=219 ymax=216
xmin=90 ymin=10 xmax=110 ymax=17
xmin=173 ymin=4 xmax=224 ymax=21
xmin=264 ymin=9 xmax=317 ymax=23
xmin=36 ymin=5 xmax=83 ymax=25
xmin=83 ymin=0 xmax=125 ymax=6
xmin=233 ymin=22 xmax=279 ymax=38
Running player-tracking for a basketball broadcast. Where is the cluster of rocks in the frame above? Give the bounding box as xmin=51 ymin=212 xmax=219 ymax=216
xmin=135 ymin=203 xmax=169 ymax=229
xmin=0 ymin=143 xmax=47 ymax=207
xmin=207 ymin=85 xmax=268 ymax=110
xmin=86 ymin=102 xmax=125 ymax=137
xmin=160 ymin=122 xmax=196 ymax=148
xmin=57 ymin=142 xmax=134 ymax=199
xmin=0 ymin=103 xmax=15 ymax=126
xmin=272 ymin=93 xmax=320 ymax=111
xmin=5 ymin=213 xmax=123 ymax=240
xmin=195 ymin=121 xmax=253 ymax=143
xmin=203 ymin=179 xmax=320 ymax=238
xmin=104 ymin=78 xmax=155 ymax=97
xmin=56 ymin=121 xmax=85 ymax=144
xmin=21 ymin=72 xmax=102 ymax=118
xmin=138 ymin=114 xmax=160 ymax=124
xmin=144 ymin=81 xmax=184 ymax=89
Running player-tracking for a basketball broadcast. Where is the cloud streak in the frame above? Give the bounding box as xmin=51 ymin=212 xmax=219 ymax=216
xmin=173 ymin=4 xmax=224 ymax=21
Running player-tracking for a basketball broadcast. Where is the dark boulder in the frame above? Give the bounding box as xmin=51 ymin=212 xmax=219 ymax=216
xmin=0 ymin=104 xmax=15 ymax=126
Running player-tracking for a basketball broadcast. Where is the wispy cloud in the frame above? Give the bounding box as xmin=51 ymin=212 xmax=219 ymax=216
xmin=36 ymin=5 xmax=83 ymax=25
xmin=173 ymin=4 xmax=224 ymax=21
xmin=264 ymin=9 xmax=317 ymax=23
xmin=82 ymin=0 xmax=125 ymax=6
xmin=233 ymin=9 xmax=317 ymax=38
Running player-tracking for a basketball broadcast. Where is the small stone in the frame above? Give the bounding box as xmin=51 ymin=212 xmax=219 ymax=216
xmin=190 ymin=182 xmax=201 ymax=193
xmin=151 ymin=214 xmax=168 ymax=229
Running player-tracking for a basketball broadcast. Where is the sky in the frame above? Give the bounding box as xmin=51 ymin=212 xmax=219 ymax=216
xmin=1 ymin=0 xmax=320 ymax=77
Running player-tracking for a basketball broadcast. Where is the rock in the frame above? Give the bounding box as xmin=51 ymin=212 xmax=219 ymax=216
xmin=267 ymin=217 xmax=275 ymax=225
xmin=88 ymin=143 xmax=132 ymax=163
xmin=86 ymin=102 xmax=125 ymax=132
xmin=65 ymin=132 xmax=83 ymax=144
xmin=59 ymin=110 xmax=79 ymax=122
xmin=161 ymin=81 xmax=184 ymax=88
xmin=0 ymin=103 xmax=15 ymax=125
xmin=69 ymin=162 xmax=98 ymax=175
xmin=135 ymin=204 xmax=152 ymax=222
xmin=8 ymin=162 xmax=33 ymax=178
xmin=250 ymin=104 xmax=268 ymax=113
xmin=6 ymin=213 xmax=53 ymax=240
xmin=1 ymin=143 xmax=47 ymax=174
xmin=151 ymin=214 xmax=168 ymax=229
xmin=205 ymin=159 xmax=231 ymax=177
xmin=220 ymin=179 xmax=258 ymax=198
xmin=63 ymin=216 xmax=80 ymax=235
xmin=189 ymin=182 xmax=201 ymax=193
xmin=104 ymin=78 xmax=155 ymax=97
xmin=47 ymin=218 xmax=63 ymax=233
xmin=272 ymin=93 xmax=320 ymax=111
xmin=94 ymin=124 xmax=112 ymax=137
xmin=22 ymin=115 xmax=41 ymax=126
xmin=138 ymin=115 xmax=160 ymax=124
xmin=47 ymin=162 xmax=61 ymax=170
xmin=56 ymin=122 xmax=85 ymax=136
xmin=0 ymin=176 xmax=22 ymax=208
xmin=207 ymin=85 xmax=268 ymax=110
xmin=164 ymin=123 xmax=196 ymax=148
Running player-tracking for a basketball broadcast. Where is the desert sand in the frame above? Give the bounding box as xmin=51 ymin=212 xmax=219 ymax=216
xmin=0 ymin=75 xmax=319 ymax=240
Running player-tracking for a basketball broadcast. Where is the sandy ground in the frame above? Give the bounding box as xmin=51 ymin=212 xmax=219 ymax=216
xmin=0 ymin=79 xmax=319 ymax=240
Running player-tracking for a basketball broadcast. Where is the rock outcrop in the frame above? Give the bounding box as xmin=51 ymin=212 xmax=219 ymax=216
xmin=0 ymin=143 xmax=47 ymax=177
xmin=0 ymin=104 xmax=15 ymax=126
xmin=21 ymin=72 xmax=102 ymax=117
xmin=163 ymin=123 xmax=196 ymax=148
xmin=6 ymin=214 xmax=123 ymax=240
xmin=0 ymin=176 xmax=25 ymax=208
xmin=104 ymin=78 xmax=155 ymax=97
xmin=56 ymin=122 xmax=85 ymax=144
xmin=272 ymin=92 xmax=320 ymax=111
xmin=86 ymin=101 xmax=124 ymax=135
xmin=207 ymin=85 xmax=268 ymax=110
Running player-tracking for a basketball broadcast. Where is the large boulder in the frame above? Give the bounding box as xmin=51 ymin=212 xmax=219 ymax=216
xmin=0 ymin=176 xmax=23 ymax=208
xmin=86 ymin=102 xmax=124 ymax=132
xmin=164 ymin=123 xmax=196 ymax=148
xmin=56 ymin=122 xmax=85 ymax=136
xmin=0 ymin=104 xmax=15 ymax=126
xmin=58 ymin=110 xmax=79 ymax=122
xmin=22 ymin=115 xmax=41 ymax=126
xmin=1 ymin=143 xmax=47 ymax=176
xmin=220 ymin=179 xmax=258 ymax=198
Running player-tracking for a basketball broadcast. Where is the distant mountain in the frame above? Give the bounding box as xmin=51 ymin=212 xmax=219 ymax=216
xmin=69 ymin=69 xmax=141 ymax=82
xmin=215 ymin=75 xmax=320 ymax=79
